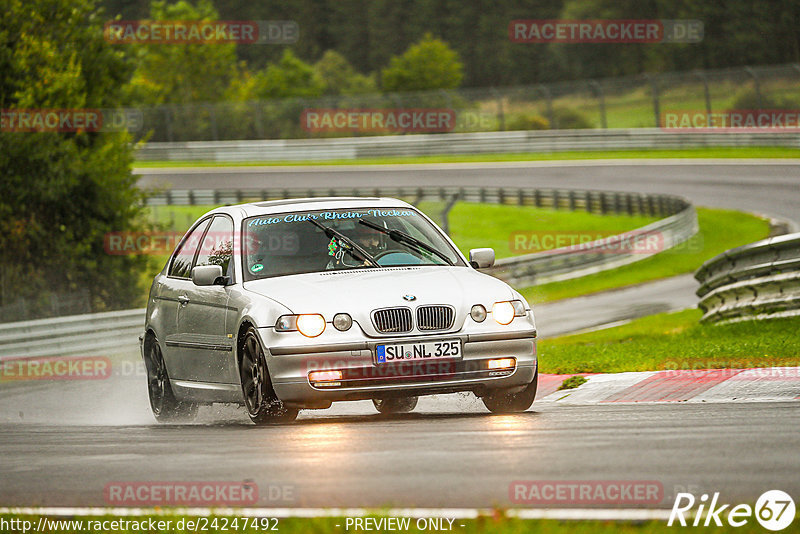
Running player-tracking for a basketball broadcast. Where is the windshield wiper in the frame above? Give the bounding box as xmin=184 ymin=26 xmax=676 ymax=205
xmin=358 ymin=219 xmax=454 ymax=266
xmin=308 ymin=219 xmax=380 ymax=268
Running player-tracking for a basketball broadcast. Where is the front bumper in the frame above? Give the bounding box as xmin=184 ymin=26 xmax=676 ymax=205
xmin=266 ymin=329 xmax=537 ymax=407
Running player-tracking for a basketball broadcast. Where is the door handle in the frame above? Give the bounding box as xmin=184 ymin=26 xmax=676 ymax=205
xmin=177 ymin=295 xmax=190 ymax=305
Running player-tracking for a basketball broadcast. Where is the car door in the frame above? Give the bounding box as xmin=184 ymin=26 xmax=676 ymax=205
xmin=160 ymin=217 xmax=211 ymax=380
xmin=175 ymin=215 xmax=238 ymax=384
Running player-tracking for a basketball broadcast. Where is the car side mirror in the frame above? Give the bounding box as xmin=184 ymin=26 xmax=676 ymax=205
xmin=469 ymin=248 xmax=495 ymax=269
xmin=191 ymin=265 xmax=227 ymax=286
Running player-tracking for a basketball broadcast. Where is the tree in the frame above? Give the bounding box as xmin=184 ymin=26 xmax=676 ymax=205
xmin=123 ymin=0 xmax=238 ymax=105
xmin=0 ymin=0 xmax=150 ymax=318
xmin=314 ymin=51 xmax=376 ymax=95
xmin=381 ymin=33 xmax=464 ymax=92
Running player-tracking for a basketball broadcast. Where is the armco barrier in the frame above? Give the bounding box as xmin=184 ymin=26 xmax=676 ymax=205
xmin=1 ymin=186 xmax=696 ymax=358
xmin=134 ymin=129 xmax=800 ymax=162
xmin=695 ymin=233 xmax=800 ymax=323
xmin=144 ymin=186 xmax=698 ymax=287
xmin=0 ymin=308 xmax=144 ymax=360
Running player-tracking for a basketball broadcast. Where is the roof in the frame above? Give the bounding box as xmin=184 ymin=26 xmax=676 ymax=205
xmin=206 ymin=196 xmax=414 ymax=219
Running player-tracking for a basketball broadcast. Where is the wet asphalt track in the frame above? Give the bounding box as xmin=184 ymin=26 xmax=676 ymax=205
xmin=0 ymin=160 xmax=798 ymax=509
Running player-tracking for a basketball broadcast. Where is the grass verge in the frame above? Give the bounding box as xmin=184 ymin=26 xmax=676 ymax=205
xmin=521 ymin=208 xmax=770 ymax=304
xmin=133 ymin=146 xmax=800 ymax=168
xmin=539 ymin=309 xmax=800 ymax=374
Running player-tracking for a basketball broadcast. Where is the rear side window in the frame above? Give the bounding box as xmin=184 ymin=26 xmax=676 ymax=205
xmin=168 ymin=218 xmax=210 ymax=278
xmin=195 ymin=215 xmax=234 ymax=278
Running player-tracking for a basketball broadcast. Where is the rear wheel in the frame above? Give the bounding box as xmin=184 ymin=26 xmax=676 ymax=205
xmin=239 ymin=327 xmax=298 ymax=425
xmin=372 ymin=396 xmax=418 ymax=414
xmin=145 ymin=336 xmax=198 ymax=423
xmin=481 ymin=371 xmax=538 ymax=414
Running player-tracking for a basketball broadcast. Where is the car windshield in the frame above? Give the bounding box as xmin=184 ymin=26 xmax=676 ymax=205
xmin=242 ymin=206 xmax=464 ymax=280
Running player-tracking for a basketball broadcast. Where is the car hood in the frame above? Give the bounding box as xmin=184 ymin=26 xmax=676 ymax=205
xmin=242 ymin=266 xmax=516 ymax=331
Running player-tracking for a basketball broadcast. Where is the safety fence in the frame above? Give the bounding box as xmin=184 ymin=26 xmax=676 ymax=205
xmin=1 ymin=186 xmax=697 ymax=357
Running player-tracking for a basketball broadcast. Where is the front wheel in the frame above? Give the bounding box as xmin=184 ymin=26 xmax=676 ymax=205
xmin=372 ymin=396 xmax=418 ymax=414
xmin=481 ymin=371 xmax=538 ymax=414
xmin=145 ymin=336 xmax=198 ymax=423
xmin=239 ymin=328 xmax=298 ymax=425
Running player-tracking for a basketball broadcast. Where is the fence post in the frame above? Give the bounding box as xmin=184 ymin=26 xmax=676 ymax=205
xmin=743 ymin=66 xmax=763 ymax=110
xmin=538 ymin=84 xmax=555 ymax=128
xmin=163 ymin=106 xmax=174 ymax=142
xmin=441 ymin=194 xmax=460 ymax=235
xmin=694 ymin=70 xmax=712 ymax=117
xmin=588 ymin=80 xmax=608 ymax=129
xmin=491 ymin=88 xmax=505 ymax=131
xmin=209 ymin=104 xmax=219 ymax=141
xmin=644 ymin=74 xmax=661 ymax=128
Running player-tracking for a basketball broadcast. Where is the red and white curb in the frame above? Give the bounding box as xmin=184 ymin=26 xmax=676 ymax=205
xmin=537 ymin=368 xmax=800 ymax=404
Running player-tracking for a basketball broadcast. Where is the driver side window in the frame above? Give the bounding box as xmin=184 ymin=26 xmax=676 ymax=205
xmin=168 ymin=218 xmax=210 ymax=279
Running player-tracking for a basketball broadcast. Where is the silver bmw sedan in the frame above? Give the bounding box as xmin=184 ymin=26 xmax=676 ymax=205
xmin=141 ymin=197 xmax=538 ymax=424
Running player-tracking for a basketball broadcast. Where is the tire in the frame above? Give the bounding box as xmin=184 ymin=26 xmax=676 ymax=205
xmin=481 ymin=370 xmax=538 ymax=414
xmin=145 ymin=336 xmax=198 ymax=423
xmin=239 ymin=327 xmax=298 ymax=425
xmin=372 ymin=396 xmax=418 ymax=414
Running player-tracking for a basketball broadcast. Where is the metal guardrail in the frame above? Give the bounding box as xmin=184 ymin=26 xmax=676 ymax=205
xmin=695 ymin=233 xmax=800 ymax=323
xmin=1 ymin=186 xmax=696 ymax=359
xmin=146 ymin=185 xmax=698 ymax=288
xmin=0 ymin=308 xmax=145 ymax=360
xmin=135 ymin=129 xmax=800 ymax=162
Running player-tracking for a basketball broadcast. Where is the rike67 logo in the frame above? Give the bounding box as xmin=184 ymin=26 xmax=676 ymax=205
xmin=669 ymin=490 xmax=795 ymax=531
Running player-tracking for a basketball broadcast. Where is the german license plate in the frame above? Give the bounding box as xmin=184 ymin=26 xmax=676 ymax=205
xmin=375 ymin=339 xmax=462 ymax=364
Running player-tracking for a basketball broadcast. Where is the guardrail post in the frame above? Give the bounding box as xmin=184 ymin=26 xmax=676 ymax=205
xmin=585 ymin=191 xmax=592 ymax=213
xmin=568 ymin=190 xmax=576 ymax=211
xmin=534 ymin=189 xmax=542 ymax=208
xmin=552 ymin=189 xmax=559 ymax=210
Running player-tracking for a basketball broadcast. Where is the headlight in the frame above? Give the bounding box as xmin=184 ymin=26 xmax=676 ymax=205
xmin=275 ymin=314 xmax=326 ymax=337
xmin=470 ymin=304 xmax=487 ymax=322
xmin=296 ymin=314 xmax=326 ymax=337
xmin=492 ymin=300 xmax=526 ymax=325
xmin=332 ymin=313 xmax=352 ymax=331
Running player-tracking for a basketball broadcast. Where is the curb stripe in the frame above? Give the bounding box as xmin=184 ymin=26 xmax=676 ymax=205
xmin=601 ymin=369 xmax=746 ymax=402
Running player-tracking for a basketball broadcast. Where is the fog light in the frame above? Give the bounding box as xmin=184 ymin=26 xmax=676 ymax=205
xmin=333 ymin=313 xmax=352 ymax=331
xmin=470 ymin=304 xmax=487 ymax=322
xmin=309 ymin=370 xmax=343 ymax=382
xmin=488 ymin=358 xmax=516 ymax=370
